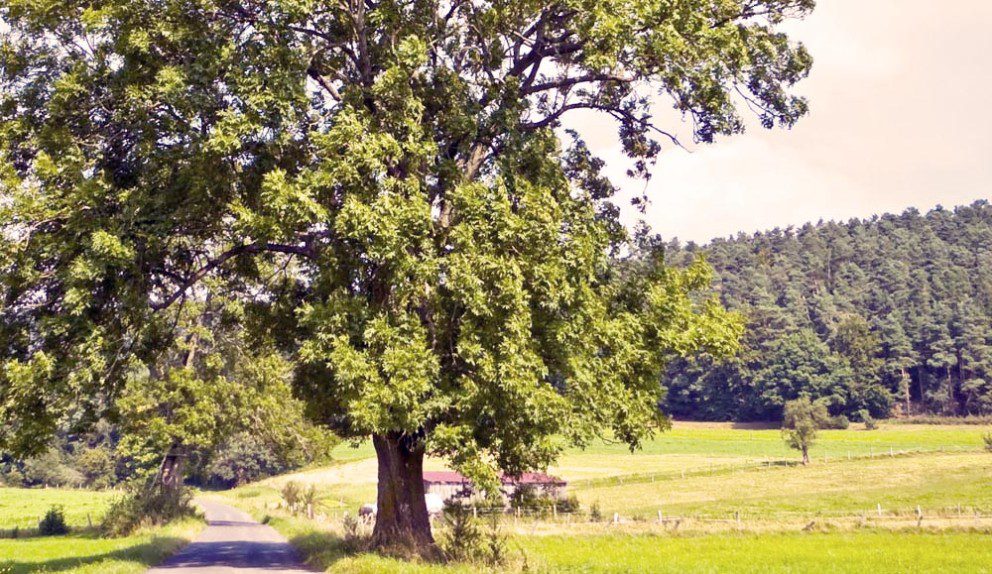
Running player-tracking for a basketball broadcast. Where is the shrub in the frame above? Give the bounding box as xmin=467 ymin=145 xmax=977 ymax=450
xmin=826 ymin=415 xmax=850 ymax=430
xmin=39 ymin=506 xmax=69 ymax=536
xmin=589 ymin=501 xmax=602 ymax=522
xmin=983 ymin=432 xmax=992 ymax=453
xmin=555 ymin=494 xmax=581 ymax=514
xmin=280 ymin=481 xmax=317 ymax=516
xmin=101 ymin=482 xmax=196 ymax=537
xmin=300 ymin=484 xmax=318 ymax=518
xmin=280 ymin=481 xmax=302 ymax=513
xmin=341 ymin=513 xmax=372 ymax=554
xmin=860 ymin=410 xmax=878 ymax=430
xmin=437 ymin=502 xmax=507 ymax=566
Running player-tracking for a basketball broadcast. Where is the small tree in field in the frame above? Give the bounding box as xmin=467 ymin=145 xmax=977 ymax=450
xmin=781 ymin=397 xmax=830 ymax=465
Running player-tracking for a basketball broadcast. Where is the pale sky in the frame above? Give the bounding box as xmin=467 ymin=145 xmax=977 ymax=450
xmin=575 ymin=0 xmax=992 ymax=243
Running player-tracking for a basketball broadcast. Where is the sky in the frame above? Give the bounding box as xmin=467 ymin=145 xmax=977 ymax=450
xmin=575 ymin=0 xmax=992 ymax=244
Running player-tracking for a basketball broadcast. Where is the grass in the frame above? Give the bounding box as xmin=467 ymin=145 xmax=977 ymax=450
xmin=572 ymin=451 xmax=992 ymax=518
xmin=0 ymin=488 xmax=119 ymax=532
xmin=237 ymin=422 xmax=990 ymax=520
xmin=215 ymin=421 xmax=992 ymax=573
xmin=243 ymin=513 xmax=992 ymax=574
xmin=0 ymin=518 xmax=202 ymax=574
xmin=0 ymin=487 xmax=203 ymax=573
xmin=517 ymin=530 xmax=992 ymax=573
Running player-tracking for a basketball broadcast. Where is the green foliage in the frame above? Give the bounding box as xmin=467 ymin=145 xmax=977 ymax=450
xmin=74 ymin=447 xmax=116 ymax=489
xmin=37 ymin=506 xmax=69 ymax=536
xmin=100 ymin=483 xmax=196 ymax=538
xmin=0 ymin=0 xmax=810 ymax=459
xmin=341 ymin=513 xmax=372 ymax=554
xmin=780 ymin=397 xmax=830 ymax=464
xmin=279 ymin=480 xmax=318 ymax=517
xmin=589 ymin=501 xmax=603 ymax=522
xmin=859 ymin=410 xmax=879 ymax=431
xmin=437 ymin=503 xmax=507 ymax=566
xmin=507 ymin=485 xmax=580 ymax=515
xmin=0 ymin=0 xmax=817 ymax=548
xmin=665 ymin=201 xmax=992 ymax=421
xmin=202 ymin=434 xmax=279 ymax=487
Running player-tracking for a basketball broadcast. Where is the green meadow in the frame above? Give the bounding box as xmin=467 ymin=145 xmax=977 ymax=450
xmin=0 ymin=489 xmax=202 ymax=574
xmin=215 ymin=422 xmax=992 ymax=573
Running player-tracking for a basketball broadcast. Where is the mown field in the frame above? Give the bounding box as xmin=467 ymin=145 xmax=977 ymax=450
xmin=229 ymin=422 xmax=991 ymax=519
xmin=0 ymin=488 xmax=202 ymax=574
xmin=218 ymin=422 xmax=992 ymax=573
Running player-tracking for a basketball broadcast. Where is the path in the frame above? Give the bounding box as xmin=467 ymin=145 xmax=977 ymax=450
xmin=147 ymin=499 xmax=316 ymax=573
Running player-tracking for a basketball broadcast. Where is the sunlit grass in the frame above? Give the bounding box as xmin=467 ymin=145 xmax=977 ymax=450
xmin=0 ymin=487 xmax=119 ymax=532
xmin=0 ymin=518 xmax=201 ymax=574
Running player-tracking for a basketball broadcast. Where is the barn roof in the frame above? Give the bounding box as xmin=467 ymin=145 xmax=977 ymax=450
xmin=422 ymin=471 xmax=566 ymax=486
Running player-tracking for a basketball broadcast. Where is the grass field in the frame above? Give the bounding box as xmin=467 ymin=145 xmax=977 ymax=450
xmin=0 ymin=488 xmax=119 ymax=533
xmin=0 ymin=488 xmax=203 ymax=573
xmin=216 ymin=421 xmax=992 ymax=573
xmin=0 ymin=519 xmax=202 ymax=574
xmin=227 ymin=422 xmax=991 ymax=520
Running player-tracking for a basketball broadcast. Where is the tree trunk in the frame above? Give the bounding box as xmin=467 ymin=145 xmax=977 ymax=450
xmin=157 ymin=442 xmax=187 ymax=490
xmin=371 ymin=433 xmax=434 ymax=554
xmin=801 ymin=446 xmax=809 ymax=465
xmin=901 ymin=368 xmax=911 ymax=415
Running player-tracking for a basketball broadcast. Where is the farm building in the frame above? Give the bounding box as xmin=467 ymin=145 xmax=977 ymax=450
xmin=422 ymin=471 xmax=567 ymax=503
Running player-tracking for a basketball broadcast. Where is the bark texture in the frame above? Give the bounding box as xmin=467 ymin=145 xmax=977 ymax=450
xmin=371 ymin=433 xmax=434 ymax=553
xmin=158 ymin=442 xmax=187 ymax=489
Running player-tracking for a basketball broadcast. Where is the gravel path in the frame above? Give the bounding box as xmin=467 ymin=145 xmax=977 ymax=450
xmin=147 ymin=499 xmax=316 ymax=573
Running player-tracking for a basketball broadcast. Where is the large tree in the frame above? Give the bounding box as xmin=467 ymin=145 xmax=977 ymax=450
xmin=1 ymin=0 xmax=812 ymax=551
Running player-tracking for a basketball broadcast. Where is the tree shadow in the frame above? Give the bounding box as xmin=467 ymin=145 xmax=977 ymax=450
xmin=149 ymin=539 xmax=319 ymax=571
xmin=288 ymin=529 xmax=352 ymax=571
xmin=1 ymin=535 xmax=188 ymax=574
xmin=730 ymin=421 xmax=779 ymax=430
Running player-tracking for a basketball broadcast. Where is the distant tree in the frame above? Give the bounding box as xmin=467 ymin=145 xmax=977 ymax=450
xmin=751 ymin=329 xmax=855 ymax=419
xmin=781 ymin=397 xmax=829 ymax=465
xmin=74 ymin=446 xmax=116 ymax=489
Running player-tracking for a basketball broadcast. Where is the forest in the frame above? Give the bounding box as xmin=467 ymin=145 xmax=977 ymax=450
xmin=662 ymin=200 xmax=992 ymax=422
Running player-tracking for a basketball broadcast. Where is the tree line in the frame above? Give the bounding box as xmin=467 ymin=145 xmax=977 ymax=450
xmin=660 ymin=200 xmax=992 ymax=422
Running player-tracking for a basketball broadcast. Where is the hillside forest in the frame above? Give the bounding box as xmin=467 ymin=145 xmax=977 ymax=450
xmin=662 ymin=200 xmax=992 ymax=422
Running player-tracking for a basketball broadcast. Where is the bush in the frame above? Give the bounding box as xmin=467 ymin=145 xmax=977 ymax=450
xmin=983 ymin=432 xmax=992 ymax=453
xmin=101 ymin=483 xmax=196 ymax=537
xmin=859 ymin=410 xmax=878 ymax=430
xmin=437 ymin=503 xmax=507 ymax=566
xmin=39 ymin=506 xmax=69 ymax=536
xmin=554 ymin=494 xmax=581 ymax=513
xmin=589 ymin=501 xmax=602 ymax=522
xmin=341 ymin=513 xmax=372 ymax=554
xmin=507 ymin=485 xmax=578 ymax=515
xmin=826 ymin=415 xmax=850 ymax=430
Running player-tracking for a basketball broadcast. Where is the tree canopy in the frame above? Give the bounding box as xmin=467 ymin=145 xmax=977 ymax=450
xmin=1 ymin=0 xmax=813 ymax=549
xmin=663 ymin=201 xmax=992 ymax=422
